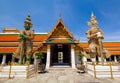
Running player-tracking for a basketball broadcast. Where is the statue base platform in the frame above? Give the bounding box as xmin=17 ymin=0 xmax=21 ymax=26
xmin=0 ymin=64 xmax=35 ymax=78
xmin=87 ymin=62 xmax=120 ymax=78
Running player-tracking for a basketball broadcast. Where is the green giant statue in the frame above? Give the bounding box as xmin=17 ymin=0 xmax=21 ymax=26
xmin=13 ymin=14 xmax=34 ymax=64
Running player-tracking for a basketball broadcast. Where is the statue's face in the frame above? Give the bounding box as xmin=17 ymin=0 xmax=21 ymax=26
xmin=24 ymin=23 xmax=30 ymax=30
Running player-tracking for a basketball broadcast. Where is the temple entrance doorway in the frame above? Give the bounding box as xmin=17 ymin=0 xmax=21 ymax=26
xmin=50 ymin=44 xmax=71 ymax=66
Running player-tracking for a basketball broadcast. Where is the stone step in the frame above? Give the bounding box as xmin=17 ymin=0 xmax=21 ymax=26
xmin=47 ymin=67 xmax=77 ymax=72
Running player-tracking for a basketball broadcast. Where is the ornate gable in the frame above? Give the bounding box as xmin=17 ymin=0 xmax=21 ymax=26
xmin=48 ymin=19 xmax=74 ymax=39
xmin=45 ymin=19 xmax=78 ymax=44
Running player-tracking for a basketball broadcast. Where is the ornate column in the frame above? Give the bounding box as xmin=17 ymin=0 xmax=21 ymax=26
xmin=1 ymin=54 xmax=6 ymax=66
xmin=71 ymin=44 xmax=76 ymax=69
xmin=46 ymin=45 xmax=51 ymax=69
xmin=114 ymin=56 xmax=117 ymax=63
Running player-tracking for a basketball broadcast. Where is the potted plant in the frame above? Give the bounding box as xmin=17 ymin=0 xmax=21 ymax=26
xmin=77 ymin=53 xmax=85 ymax=73
xmin=33 ymin=51 xmax=45 ymax=73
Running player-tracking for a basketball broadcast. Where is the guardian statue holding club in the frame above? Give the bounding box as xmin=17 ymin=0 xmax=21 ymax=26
xmin=86 ymin=12 xmax=104 ymax=64
xmin=13 ymin=14 xmax=34 ymax=64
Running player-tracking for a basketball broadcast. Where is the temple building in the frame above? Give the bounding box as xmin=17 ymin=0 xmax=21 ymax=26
xmin=0 ymin=17 xmax=120 ymax=68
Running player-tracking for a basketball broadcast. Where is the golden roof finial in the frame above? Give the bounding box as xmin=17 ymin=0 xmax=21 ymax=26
xmin=88 ymin=12 xmax=98 ymax=27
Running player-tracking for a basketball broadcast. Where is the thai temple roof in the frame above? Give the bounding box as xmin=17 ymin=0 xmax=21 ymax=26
xmin=0 ymin=32 xmax=120 ymax=55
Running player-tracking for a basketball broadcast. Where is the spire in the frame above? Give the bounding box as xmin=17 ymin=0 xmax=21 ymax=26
xmin=59 ymin=11 xmax=62 ymax=19
xmin=88 ymin=12 xmax=98 ymax=27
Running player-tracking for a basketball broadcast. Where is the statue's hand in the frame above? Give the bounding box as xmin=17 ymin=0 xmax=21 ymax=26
xmin=96 ymin=32 xmax=102 ymax=38
xmin=20 ymin=34 xmax=25 ymax=39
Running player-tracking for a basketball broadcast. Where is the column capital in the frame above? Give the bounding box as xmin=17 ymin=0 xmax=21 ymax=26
xmin=47 ymin=45 xmax=50 ymax=49
xmin=3 ymin=54 xmax=6 ymax=56
xmin=71 ymin=44 xmax=75 ymax=49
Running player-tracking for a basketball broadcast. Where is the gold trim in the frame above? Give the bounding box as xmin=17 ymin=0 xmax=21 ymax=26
xmin=47 ymin=45 xmax=50 ymax=49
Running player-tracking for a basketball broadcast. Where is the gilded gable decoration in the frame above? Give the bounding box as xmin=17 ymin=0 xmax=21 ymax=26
xmin=45 ymin=18 xmax=78 ymax=44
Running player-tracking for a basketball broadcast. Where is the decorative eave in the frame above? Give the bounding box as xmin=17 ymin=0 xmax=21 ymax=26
xmin=45 ymin=38 xmax=75 ymax=44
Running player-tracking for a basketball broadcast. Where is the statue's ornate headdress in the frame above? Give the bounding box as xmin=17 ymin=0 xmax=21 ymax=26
xmin=88 ymin=12 xmax=98 ymax=27
xmin=24 ymin=14 xmax=33 ymax=28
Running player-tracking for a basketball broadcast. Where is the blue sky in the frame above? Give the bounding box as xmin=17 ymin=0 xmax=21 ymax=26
xmin=0 ymin=0 xmax=120 ymax=41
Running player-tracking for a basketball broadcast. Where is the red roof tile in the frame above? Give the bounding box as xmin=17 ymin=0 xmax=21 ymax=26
xmin=0 ymin=47 xmax=37 ymax=53
xmin=0 ymin=35 xmax=47 ymax=41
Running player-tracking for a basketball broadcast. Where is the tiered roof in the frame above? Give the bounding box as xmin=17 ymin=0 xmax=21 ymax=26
xmin=0 ymin=33 xmax=47 ymax=53
xmin=0 ymin=32 xmax=120 ymax=55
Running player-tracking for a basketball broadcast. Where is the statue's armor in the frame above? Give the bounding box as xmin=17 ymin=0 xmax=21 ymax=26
xmin=86 ymin=27 xmax=103 ymax=57
xmin=87 ymin=27 xmax=101 ymax=44
xmin=22 ymin=30 xmax=34 ymax=57
xmin=13 ymin=14 xmax=34 ymax=64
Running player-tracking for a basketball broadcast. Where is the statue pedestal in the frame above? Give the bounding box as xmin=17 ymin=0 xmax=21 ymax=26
xmin=91 ymin=58 xmax=96 ymax=62
xmin=87 ymin=62 xmax=120 ymax=78
xmin=0 ymin=65 xmax=35 ymax=78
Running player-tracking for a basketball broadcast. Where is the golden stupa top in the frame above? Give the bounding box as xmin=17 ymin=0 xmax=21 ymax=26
xmin=88 ymin=12 xmax=98 ymax=27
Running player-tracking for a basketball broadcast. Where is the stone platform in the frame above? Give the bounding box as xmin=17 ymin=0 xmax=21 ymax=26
xmin=1 ymin=67 xmax=120 ymax=83
xmin=0 ymin=65 xmax=35 ymax=78
xmin=87 ymin=62 xmax=120 ymax=78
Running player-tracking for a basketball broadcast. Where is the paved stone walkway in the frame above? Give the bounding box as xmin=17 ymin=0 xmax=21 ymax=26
xmin=0 ymin=68 xmax=120 ymax=83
